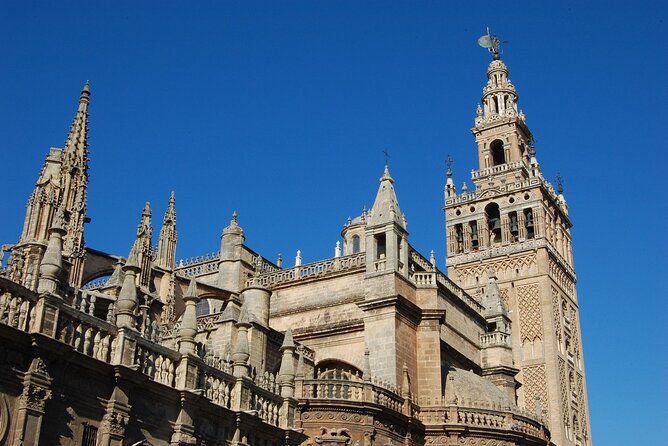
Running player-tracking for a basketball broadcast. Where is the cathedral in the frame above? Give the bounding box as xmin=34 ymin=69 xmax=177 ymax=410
xmin=0 ymin=46 xmax=591 ymax=446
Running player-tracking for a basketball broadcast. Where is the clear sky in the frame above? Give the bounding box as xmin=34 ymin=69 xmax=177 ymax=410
xmin=1 ymin=1 xmax=666 ymax=444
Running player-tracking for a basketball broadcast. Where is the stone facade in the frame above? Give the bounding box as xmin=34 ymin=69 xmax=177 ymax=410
xmin=0 ymin=49 xmax=590 ymax=446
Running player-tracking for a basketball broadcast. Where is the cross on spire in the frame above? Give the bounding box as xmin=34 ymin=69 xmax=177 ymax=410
xmin=383 ymin=148 xmax=390 ymax=166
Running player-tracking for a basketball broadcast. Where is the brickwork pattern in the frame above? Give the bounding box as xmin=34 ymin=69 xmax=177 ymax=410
xmin=517 ymin=283 xmax=543 ymax=343
xmin=523 ymin=364 xmax=548 ymax=416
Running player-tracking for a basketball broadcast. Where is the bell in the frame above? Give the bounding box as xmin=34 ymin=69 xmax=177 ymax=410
xmin=490 ymin=217 xmax=501 ymax=231
xmin=526 ymin=211 xmax=534 ymax=228
xmin=471 ymin=231 xmax=479 ymax=242
xmin=510 ymin=215 xmax=519 ymax=234
xmin=457 ymin=231 xmax=464 ymax=243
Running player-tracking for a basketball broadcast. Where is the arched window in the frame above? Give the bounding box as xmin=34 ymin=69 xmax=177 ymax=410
xmin=490 ymin=140 xmax=506 ymax=166
xmin=352 ymin=235 xmax=360 ymax=254
xmin=485 ymin=202 xmax=502 ymax=244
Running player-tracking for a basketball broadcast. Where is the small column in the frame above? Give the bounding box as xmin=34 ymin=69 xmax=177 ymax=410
xmin=178 ymin=278 xmax=199 ymax=355
xmin=115 ymin=243 xmax=141 ymax=329
xmin=278 ymin=328 xmax=297 ymax=429
xmin=37 ymin=208 xmax=66 ymax=296
xmin=232 ymin=307 xmax=251 ymax=378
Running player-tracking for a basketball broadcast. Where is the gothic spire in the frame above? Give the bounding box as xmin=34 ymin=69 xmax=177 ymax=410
xmin=155 ymin=192 xmax=177 ymax=270
xmin=62 ymin=81 xmax=90 ymax=169
xmin=135 ymin=202 xmax=153 ymax=289
xmin=369 ymin=165 xmax=405 ymax=228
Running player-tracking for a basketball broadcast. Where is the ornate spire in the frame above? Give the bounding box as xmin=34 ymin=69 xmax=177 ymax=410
xmin=135 ymin=202 xmax=153 ymax=289
xmin=155 ymin=192 xmax=177 ymax=270
xmin=369 ymin=165 xmax=404 ymax=228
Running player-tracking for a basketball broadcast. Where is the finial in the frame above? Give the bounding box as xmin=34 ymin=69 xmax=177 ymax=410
xmin=429 ymin=250 xmax=436 ymax=267
xmin=142 ymin=201 xmax=151 ymax=216
xmin=446 ymin=155 xmax=453 ymax=178
xmin=335 ymin=241 xmax=341 ymax=258
xmin=231 ymin=210 xmax=238 ymax=225
xmin=556 ymin=174 xmax=564 ymax=195
xmin=277 ymin=253 xmax=282 ymax=268
xmin=82 ymin=80 xmax=90 ymax=93
xmin=169 ymin=190 xmax=175 ymax=202
xmin=461 ymin=182 xmax=469 ymax=194
xmin=295 ymin=250 xmax=302 ymax=267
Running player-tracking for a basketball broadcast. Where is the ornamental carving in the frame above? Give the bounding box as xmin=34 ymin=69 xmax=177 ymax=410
xmin=101 ymin=411 xmax=128 ymax=435
xmin=315 ymin=427 xmax=352 ymax=446
xmin=457 ymin=253 xmax=536 ymax=286
xmin=20 ymin=383 xmax=52 ymax=412
xmin=558 ymin=357 xmax=568 ymax=426
xmin=522 ymin=364 xmax=548 ymax=417
xmin=551 ymin=287 xmax=562 ymax=348
xmin=548 ymin=259 xmax=574 ymax=296
xmin=516 ymin=284 xmax=543 ymax=343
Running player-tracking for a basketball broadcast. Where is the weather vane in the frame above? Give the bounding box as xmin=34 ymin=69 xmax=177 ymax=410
xmin=556 ymin=173 xmax=564 ymax=195
xmin=446 ymin=155 xmax=453 ymax=177
xmin=383 ymin=148 xmax=390 ymax=166
xmin=478 ymin=27 xmax=503 ymax=60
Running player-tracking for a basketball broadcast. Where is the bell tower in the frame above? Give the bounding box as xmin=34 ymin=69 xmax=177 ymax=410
xmin=444 ymin=43 xmax=591 ymax=446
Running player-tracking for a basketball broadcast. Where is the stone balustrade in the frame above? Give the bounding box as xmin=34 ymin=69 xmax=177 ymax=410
xmin=411 ymin=268 xmax=484 ymax=315
xmin=0 ymin=276 xmax=294 ymax=429
xmin=198 ymin=361 xmax=235 ymax=408
xmin=479 ymin=331 xmax=510 ymax=347
xmin=249 ymin=385 xmax=282 ymax=426
xmin=251 ymin=252 xmax=366 ymax=288
xmin=471 ymin=161 xmax=526 ymax=180
xmin=299 ymin=374 xmax=408 ymax=415
xmin=418 ymin=402 xmax=549 ymax=442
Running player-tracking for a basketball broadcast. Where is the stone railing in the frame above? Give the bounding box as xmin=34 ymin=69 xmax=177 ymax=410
xmin=177 ymin=258 xmax=220 ymax=278
xmin=56 ymin=304 xmax=117 ymax=363
xmin=0 ymin=277 xmax=295 ymax=429
xmin=0 ymin=279 xmax=37 ymax=332
xmin=480 ymin=331 xmax=510 ymax=347
xmin=410 ymin=268 xmax=484 ymax=315
xmin=134 ymin=336 xmax=180 ymax=387
xmin=299 ymin=375 xmax=406 ymax=415
xmin=410 ymin=248 xmax=434 ymax=272
xmin=418 ymin=402 xmax=549 ymax=442
xmin=471 ymin=161 xmax=526 ymax=180
xmin=198 ymin=362 xmax=235 ymax=409
xmin=251 ymin=252 xmax=366 ymax=288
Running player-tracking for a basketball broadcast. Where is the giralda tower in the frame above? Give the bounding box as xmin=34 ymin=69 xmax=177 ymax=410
xmin=444 ymin=42 xmax=592 ymax=446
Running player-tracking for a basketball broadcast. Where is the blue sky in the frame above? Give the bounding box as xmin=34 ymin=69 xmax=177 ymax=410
xmin=1 ymin=1 xmax=666 ymax=443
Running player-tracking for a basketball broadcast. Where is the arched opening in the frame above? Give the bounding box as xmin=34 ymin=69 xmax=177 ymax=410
xmin=316 ymin=359 xmax=363 ymax=377
xmin=469 ymin=220 xmax=479 ymax=251
xmin=524 ymin=208 xmax=535 ymax=239
xmin=490 ymin=140 xmax=506 ymax=166
xmin=352 ymin=235 xmax=360 ymax=254
xmin=455 ymin=224 xmax=464 ymax=253
xmin=485 ymin=202 xmax=502 ymax=244
xmin=509 ymin=211 xmax=519 ymax=242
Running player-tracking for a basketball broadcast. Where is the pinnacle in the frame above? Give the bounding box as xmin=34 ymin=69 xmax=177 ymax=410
xmin=185 ymin=277 xmax=198 ymax=299
xmin=142 ymin=202 xmax=151 ymax=216
xmin=281 ymin=328 xmax=295 ymax=349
